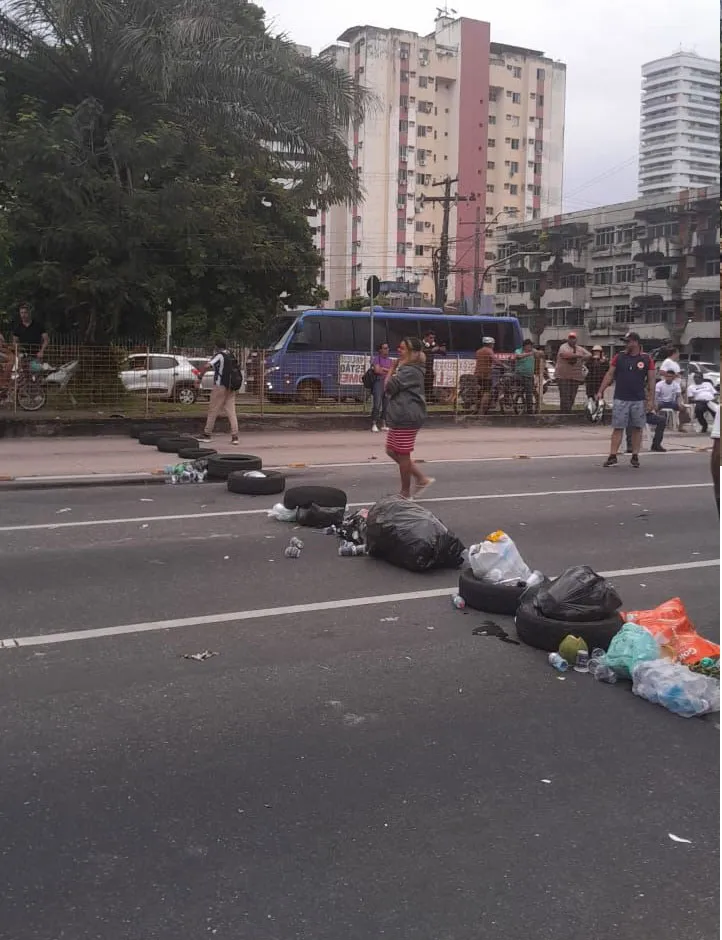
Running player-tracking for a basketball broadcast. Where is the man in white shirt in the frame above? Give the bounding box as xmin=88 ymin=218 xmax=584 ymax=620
xmin=711 ymin=406 xmax=719 ymax=515
xmin=687 ymin=372 xmax=718 ymax=433
xmin=625 ymin=369 xmax=685 ymax=453
xmin=659 ymin=346 xmax=681 ymax=376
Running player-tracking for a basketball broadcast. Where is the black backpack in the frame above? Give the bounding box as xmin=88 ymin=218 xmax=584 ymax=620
xmin=225 ymin=353 xmax=243 ymax=391
xmin=362 ymin=366 xmax=375 ymax=390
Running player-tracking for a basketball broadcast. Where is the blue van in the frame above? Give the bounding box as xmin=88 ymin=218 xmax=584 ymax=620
xmin=263 ymin=308 xmax=523 ymax=403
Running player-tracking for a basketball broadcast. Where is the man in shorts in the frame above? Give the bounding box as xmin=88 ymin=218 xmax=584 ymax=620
xmin=597 ymin=331 xmax=655 ymax=469
xmin=474 ymin=336 xmax=495 ymax=414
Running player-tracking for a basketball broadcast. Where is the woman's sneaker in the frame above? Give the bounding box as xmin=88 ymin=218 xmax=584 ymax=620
xmin=371 ymin=423 xmax=379 ymax=433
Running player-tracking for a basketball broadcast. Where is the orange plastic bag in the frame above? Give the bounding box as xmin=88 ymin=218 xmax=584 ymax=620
xmin=621 ymin=598 xmax=719 ymax=666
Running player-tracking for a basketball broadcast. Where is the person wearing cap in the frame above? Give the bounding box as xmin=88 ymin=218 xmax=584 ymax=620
xmin=597 ymin=331 xmax=655 ymax=468
xmin=555 ymin=331 xmax=591 ymax=414
xmin=474 ymin=336 xmax=495 ymax=414
xmin=585 ymin=345 xmax=608 ymax=401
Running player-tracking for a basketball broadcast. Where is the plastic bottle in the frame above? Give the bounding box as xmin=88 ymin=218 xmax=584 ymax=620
xmin=574 ymin=650 xmax=590 ymax=673
xmin=588 ymin=649 xmax=618 ymax=684
xmin=289 ymin=537 xmax=304 ymax=550
xmin=322 ymin=526 xmax=337 ymax=536
xmin=451 ymin=595 xmax=466 ymax=610
xmin=548 ymin=652 xmax=569 ymax=672
xmin=338 ymin=542 xmax=366 ymax=556
xmin=284 ymin=545 xmax=301 ymax=559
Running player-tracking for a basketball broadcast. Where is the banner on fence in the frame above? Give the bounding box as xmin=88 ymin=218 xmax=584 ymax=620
xmin=338 ymin=354 xmax=371 ymax=385
xmin=339 ymin=352 xmax=516 ymax=387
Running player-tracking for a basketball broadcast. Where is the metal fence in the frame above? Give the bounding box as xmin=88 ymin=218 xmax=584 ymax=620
xmin=0 ymin=342 xmax=577 ymax=417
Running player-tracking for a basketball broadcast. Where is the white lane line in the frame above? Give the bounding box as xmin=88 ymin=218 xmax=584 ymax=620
xmin=1 ymin=559 xmax=717 ymax=650
xmin=0 ymin=482 xmax=708 ymax=534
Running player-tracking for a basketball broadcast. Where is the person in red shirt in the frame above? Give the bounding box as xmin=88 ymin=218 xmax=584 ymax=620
xmin=597 ymin=332 xmax=655 ymax=469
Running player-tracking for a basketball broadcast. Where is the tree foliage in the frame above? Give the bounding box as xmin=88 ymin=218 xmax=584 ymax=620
xmin=0 ymin=0 xmax=364 ymax=342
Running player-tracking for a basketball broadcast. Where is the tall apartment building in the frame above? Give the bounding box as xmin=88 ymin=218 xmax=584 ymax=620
xmin=489 ymin=187 xmax=720 ymax=362
xmin=638 ymin=52 xmax=719 ymax=197
xmin=317 ymin=16 xmax=566 ymax=307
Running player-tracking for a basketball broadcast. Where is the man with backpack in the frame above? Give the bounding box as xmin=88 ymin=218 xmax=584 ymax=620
xmin=200 ymin=339 xmax=243 ymax=444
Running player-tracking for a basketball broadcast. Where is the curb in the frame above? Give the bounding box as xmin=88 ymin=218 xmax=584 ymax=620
xmin=0 ymin=472 xmax=169 ymax=491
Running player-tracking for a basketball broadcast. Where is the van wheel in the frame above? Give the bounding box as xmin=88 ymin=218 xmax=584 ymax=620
xmin=296 ymin=380 xmax=321 ymax=405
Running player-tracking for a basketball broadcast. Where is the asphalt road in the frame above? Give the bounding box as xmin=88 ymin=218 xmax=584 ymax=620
xmin=0 ymin=450 xmax=719 ymax=940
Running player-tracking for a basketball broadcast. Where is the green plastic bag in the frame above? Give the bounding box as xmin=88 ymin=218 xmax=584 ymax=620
xmin=604 ymin=623 xmax=660 ymax=679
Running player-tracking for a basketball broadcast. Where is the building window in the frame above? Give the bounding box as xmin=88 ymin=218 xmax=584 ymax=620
xmin=616 ymin=225 xmax=636 ymax=244
xmin=417 ymin=125 xmax=427 ymax=137
xmin=704 ymin=302 xmax=721 ymax=321
xmin=613 ymin=305 xmax=633 ymax=323
xmin=418 ymin=75 xmax=428 ymax=88
xmin=704 ymin=259 xmax=720 ymax=276
xmin=594 ymin=227 xmax=615 ymax=248
xmin=397 ymin=242 xmax=406 ymax=254
xmin=489 ymin=88 xmax=499 ymax=102
xmin=497 ymin=277 xmax=513 ymax=293
xmin=560 ymin=274 xmax=585 ymax=289
xmin=415 ymin=221 xmax=424 ymax=232
xmin=510 ymin=139 xmax=520 ymax=150
xmin=399 ymin=120 xmax=408 ymax=132
xmin=512 ymin=66 xmax=522 ymax=78
xmin=400 ymin=95 xmax=408 ymax=109
xmin=486 ymin=184 xmax=495 ymax=193
xmin=536 ymin=68 xmax=545 ymax=80
xmin=397 ymin=217 xmax=406 ymax=230
xmin=488 ymin=115 xmax=496 ymax=125
xmin=398 ymin=169 xmax=407 ymax=183
xmin=487 ymin=160 xmax=495 ymax=170
xmin=533 ymin=185 xmax=541 ymax=196
xmin=486 ymin=206 xmax=495 ymax=215
xmin=648 ymin=222 xmax=679 ymax=238
xmin=488 ymin=138 xmax=496 ymax=148
xmin=510 ymin=161 xmax=519 ymax=173
xmin=511 ymin=93 xmax=521 ymax=104
xmin=615 ymin=264 xmax=637 ymax=283
xmin=509 ymin=184 xmax=518 ymax=195
xmin=400 ymin=71 xmax=409 ymax=83
xmin=593 ymin=266 xmax=614 ymax=285
xmin=538 ymin=94 xmax=544 ymax=106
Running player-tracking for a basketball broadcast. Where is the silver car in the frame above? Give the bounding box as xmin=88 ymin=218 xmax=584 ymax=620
xmin=187 ymin=358 xmax=216 ymax=397
xmin=119 ymin=353 xmax=200 ymax=404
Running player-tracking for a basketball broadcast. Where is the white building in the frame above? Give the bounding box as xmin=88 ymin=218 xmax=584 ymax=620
xmin=490 ymin=187 xmax=720 ymax=362
xmin=639 ymin=52 xmax=719 ymax=197
xmin=315 ymin=17 xmax=566 ymax=307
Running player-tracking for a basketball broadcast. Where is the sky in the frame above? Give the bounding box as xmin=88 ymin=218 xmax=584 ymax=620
xmin=259 ymin=0 xmax=719 ymax=212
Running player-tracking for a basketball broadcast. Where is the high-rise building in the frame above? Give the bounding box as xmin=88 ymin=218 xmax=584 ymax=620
xmin=638 ymin=52 xmax=719 ymax=197
xmin=316 ymin=16 xmax=566 ymax=307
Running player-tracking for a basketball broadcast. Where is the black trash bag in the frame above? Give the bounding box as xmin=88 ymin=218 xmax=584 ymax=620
xmin=518 ymin=575 xmax=552 ymax=607
xmin=365 ymin=496 xmax=466 ymax=573
xmin=337 ymin=510 xmax=368 ymax=545
xmin=296 ymin=504 xmax=346 ymax=528
xmin=533 ymin=565 xmax=622 ymax=623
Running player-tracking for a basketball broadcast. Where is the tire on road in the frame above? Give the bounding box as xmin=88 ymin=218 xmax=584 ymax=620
xmin=227 ymin=470 xmax=286 ymax=496
xmin=206 ymin=453 xmax=263 ymax=480
xmin=156 ymin=436 xmax=200 ymax=453
xmin=178 ymin=447 xmax=217 ymax=460
xmin=515 ymin=602 xmax=623 ymax=653
xmin=130 ymin=423 xmax=167 ymax=439
xmin=458 ymin=568 xmax=527 ymax=616
xmin=283 ymin=485 xmax=348 ymax=510
xmin=138 ymin=429 xmax=171 ymax=446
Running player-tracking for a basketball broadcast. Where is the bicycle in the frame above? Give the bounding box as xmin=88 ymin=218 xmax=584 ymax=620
xmin=0 ymin=355 xmax=76 ymax=411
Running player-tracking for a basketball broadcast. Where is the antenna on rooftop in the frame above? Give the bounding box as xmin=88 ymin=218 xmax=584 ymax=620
xmin=435 ymin=4 xmax=458 ymax=18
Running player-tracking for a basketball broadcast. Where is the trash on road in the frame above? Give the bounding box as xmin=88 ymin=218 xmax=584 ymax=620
xmin=668 ymin=833 xmax=693 ymax=844
xmin=603 ymin=622 xmax=661 ymax=679
xmin=620 ymin=598 xmax=720 ymax=666
xmin=558 ymin=634 xmax=588 ymax=665
xmin=632 ymin=659 xmax=720 ymax=718
xmin=338 ymin=541 xmax=367 ymax=557
xmin=268 ymin=503 xmax=298 ymax=523
xmin=297 ymin=504 xmax=345 ymax=529
xmin=365 ymin=496 xmax=465 ymax=573
xmin=165 ymin=461 xmax=208 ymax=484
xmin=183 ymin=650 xmax=219 ymax=661
xmin=466 ymin=531 xmax=534 ymax=585
xmin=548 ymin=652 xmax=569 ymax=672
xmin=588 ymin=648 xmax=618 ymax=684
xmin=56 ymin=508 xmax=72 ymax=514
xmin=380 ymin=616 xmax=399 ymax=622
xmin=534 ymin=566 xmax=622 ymax=623
xmin=451 ymin=594 xmax=466 ymax=610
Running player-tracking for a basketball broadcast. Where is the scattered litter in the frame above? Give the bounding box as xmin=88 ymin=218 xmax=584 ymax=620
xmin=645 ymin=533 xmax=655 ymax=539
xmin=515 ymin=455 xmax=531 ymax=460
xmin=183 ymin=650 xmax=218 ymax=662
xmin=692 ymin=552 xmax=700 ymax=556
xmin=380 ymin=617 xmax=399 ymax=622
xmin=165 ymin=461 xmax=208 ymax=484
xmin=223 ymin=555 xmax=230 ymax=560
xmin=519 ymin=522 xmax=527 ymax=527
xmin=284 ymin=545 xmax=301 ymax=559
xmin=668 ymin=833 xmax=692 ymax=844
xmin=640 ymin=583 xmax=646 ymax=588
xmin=467 ymin=531 xmax=533 ymax=585
xmin=540 ymin=779 xmax=552 ymax=784
xmin=338 ymin=541 xmax=367 ymax=557
xmin=426 ymin=626 xmax=435 ymax=631
xmin=288 ymin=462 xmax=307 ymax=468
xmin=633 ymin=659 xmax=720 ymax=717
xmin=56 ymin=508 xmax=72 ymax=514
xmin=631 ymin=503 xmax=641 ymax=507
xmin=139 ymin=498 xmax=154 ymax=502
xmin=472 ymin=620 xmax=521 ymax=645
xmin=557 ymin=676 xmax=566 ymax=681
xmin=141 ymin=524 xmax=149 ymax=529
xmin=548 ymin=652 xmax=569 ymax=672
xmin=451 ymin=594 xmax=466 ymax=609
xmin=268 ymin=503 xmax=297 ymax=523
xmin=264 ymin=535 xmax=275 ymax=539
xmin=636 ymin=512 xmax=649 ymax=518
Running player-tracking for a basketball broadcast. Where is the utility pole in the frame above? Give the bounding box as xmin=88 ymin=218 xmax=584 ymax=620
xmin=472 ymin=205 xmax=481 ymax=314
xmin=424 ymin=177 xmax=476 ymax=308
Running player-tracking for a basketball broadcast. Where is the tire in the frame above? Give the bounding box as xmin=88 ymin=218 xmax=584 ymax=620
xmin=227 ymin=470 xmax=286 ymax=496
xmin=283 ymin=485 xmax=347 ymax=510
xmin=17 ymin=378 xmax=47 ymax=412
xmin=178 ymin=447 xmax=217 ymax=459
xmin=206 ymin=453 xmax=262 ymax=481
xmin=130 ymin=424 xmax=168 ymax=439
xmin=458 ymin=567 xmax=527 ymax=616
xmin=138 ymin=429 xmax=171 ymax=446
xmin=296 ymin=380 xmax=321 ymax=405
xmin=515 ymin=601 xmax=623 ymax=653
xmin=156 ymin=436 xmax=199 ymax=453
xmin=174 ymin=384 xmax=198 ymax=405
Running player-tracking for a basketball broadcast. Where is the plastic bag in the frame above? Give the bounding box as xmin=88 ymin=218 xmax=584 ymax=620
xmin=534 ymin=565 xmax=622 ymax=623
xmin=632 ymin=659 xmax=720 ymax=718
xmin=603 ymin=623 xmax=661 ymax=679
xmin=365 ymin=496 xmax=465 ymax=573
xmin=467 ymin=531 xmax=533 ymax=584
xmin=621 ymin=598 xmax=720 ymax=665
xmin=267 ymin=503 xmax=298 ymax=523
xmin=297 ymin=504 xmax=346 ymax=529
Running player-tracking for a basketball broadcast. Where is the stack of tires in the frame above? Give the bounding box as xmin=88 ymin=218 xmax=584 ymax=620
xmin=215 ymin=455 xmax=286 ymax=496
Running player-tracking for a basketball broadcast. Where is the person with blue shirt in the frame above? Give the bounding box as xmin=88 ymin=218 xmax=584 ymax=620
xmin=597 ymin=331 xmax=655 ymax=468
xmin=370 ymin=341 xmax=392 ymax=433
xmin=513 ymin=338 xmax=536 ymax=414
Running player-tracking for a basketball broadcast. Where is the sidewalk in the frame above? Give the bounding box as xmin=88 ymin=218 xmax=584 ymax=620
xmin=0 ymin=426 xmax=709 ymax=486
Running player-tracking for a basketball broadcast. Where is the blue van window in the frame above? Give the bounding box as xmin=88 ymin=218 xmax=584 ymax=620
xmin=387 ymin=317 xmax=419 ymax=351
xmin=451 ymin=320 xmax=483 ymax=352
xmin=321 ymin=317 xmax=355 ymax=351
xmin=289 ymin=316 xmax=321 ymax=350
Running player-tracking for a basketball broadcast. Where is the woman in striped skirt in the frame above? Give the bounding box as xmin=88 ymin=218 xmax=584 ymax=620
xmin=384 ymin=337 xmax=435 ymax=499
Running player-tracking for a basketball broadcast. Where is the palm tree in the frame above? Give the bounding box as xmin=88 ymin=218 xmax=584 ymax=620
xmin=0 ymin=0 xmax=365 ymax=206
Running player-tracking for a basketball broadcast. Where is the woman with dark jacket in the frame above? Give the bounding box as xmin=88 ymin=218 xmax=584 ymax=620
xmin=384 ymin=336 xmax=434 ymax=499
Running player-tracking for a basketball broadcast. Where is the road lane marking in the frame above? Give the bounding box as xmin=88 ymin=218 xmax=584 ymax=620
xmin=0 ymin=483 xmax=709 ymax=533
xmin=0 ymin=559 xmax=717 ymax=650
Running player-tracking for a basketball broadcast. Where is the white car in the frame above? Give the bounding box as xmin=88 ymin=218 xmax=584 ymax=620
xmin=187 ymin=358 xmax=216 ymax=396
xmin=119 ymin=353 xmax=201 ymax=404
